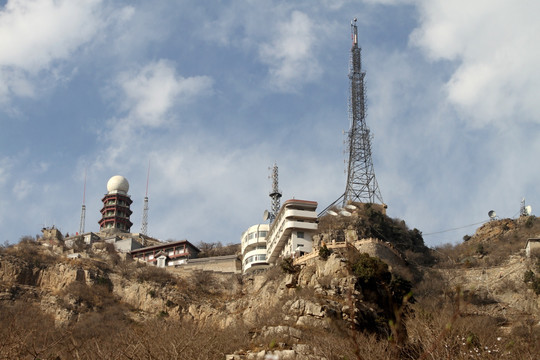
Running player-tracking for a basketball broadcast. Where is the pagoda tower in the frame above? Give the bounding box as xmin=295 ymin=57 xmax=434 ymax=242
xmin=98 ymin=175 xmax=133 ymax=232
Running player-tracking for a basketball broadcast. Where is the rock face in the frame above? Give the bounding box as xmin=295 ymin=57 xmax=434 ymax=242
xmin=472 ymin=219 xmax=517 ymax=242
xmin=2 ymin=233 xmax=539 ymax=359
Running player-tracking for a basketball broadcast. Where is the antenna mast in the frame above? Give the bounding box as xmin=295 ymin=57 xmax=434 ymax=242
xmin=269 ymin=162 xmax=282 ymax=222
xmin=79 ymin=169 xmax=87 ymax=234
xmin=343 ymin=18 xmax=384 ymax=206
xmin=141 ymin=161 xmax=150 ymax=235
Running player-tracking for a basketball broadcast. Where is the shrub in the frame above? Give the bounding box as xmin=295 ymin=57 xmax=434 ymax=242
xmin=191 ymin=271 xmax=218 ymax=295
xmin=318 ymin=244 xmax=332 ymax=260
xmin=524 ymin=270 xmax=535 ymax=283
xmin=62 ymin=281 xmax=115 ymax=310
xmin=350 ymin=252 xmax=391 ymax=286
xmin=476 ymin=243 xmax=487 ymax=256
xmin=136 ymin=265 xmax=176 ymax=286
xmin=532 ymin=278 xmax=540 ymax=295
xmin=279 ymin=256 xmax=300 ymax=274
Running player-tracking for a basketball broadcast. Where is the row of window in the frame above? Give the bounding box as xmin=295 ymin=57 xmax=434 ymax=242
xmin=105 ymin=200 xmax=129 ymax=206
xmin=244 ymin=254 xmax=266 ymax=265
xmin=135 ymin=246 xmax=188 ymax=260
xmin=104 ymin=210 xmax=129 ymax=218
xmin=246 ymin=230 xmax=268 ymax=241
xmin=102 ymin=222 xmax=130 ymax=230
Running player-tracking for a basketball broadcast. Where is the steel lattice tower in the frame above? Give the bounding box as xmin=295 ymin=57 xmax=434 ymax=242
xmin=269 ymin=162 xmax=282 ymax=222
xmin=141 ymin=161 xmax=150 ymax=235
xmin=79 ymin=169 xmax=87 ymax=234
xmin=343 ymin=18 xmax=383 ymax=206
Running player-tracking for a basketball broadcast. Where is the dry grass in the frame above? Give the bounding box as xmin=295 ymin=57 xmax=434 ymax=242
xmin=0 ymin=300 xmax=250 ymax=360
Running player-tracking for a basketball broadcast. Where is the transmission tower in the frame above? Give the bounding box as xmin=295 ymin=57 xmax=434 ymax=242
xmin=269 ymin=162 xmax=282 ymax=222
xmin=343 ymin=18 xmax=384 ymax=206
xmin=79 ymin=169 xmax=87 ymax=234
xmin=141 ymin=161 xmax=150 ymax=235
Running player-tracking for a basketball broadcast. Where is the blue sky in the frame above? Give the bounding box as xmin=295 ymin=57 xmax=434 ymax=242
xmin=1 ymin=0 xmax=539 ymax=247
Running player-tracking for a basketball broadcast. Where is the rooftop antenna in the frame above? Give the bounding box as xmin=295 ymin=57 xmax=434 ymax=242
xmin=520 ymin=197 xmax=532 ymax=217
xmin=343 ymin=18 xmax=384 ymax=207
xmin=79 ymin=168 xmax=87 ymax=234
xmin=268 ymin=162 xmax=282 ymax=223
xmin=141 ymin=160 xmax=150 ymax=236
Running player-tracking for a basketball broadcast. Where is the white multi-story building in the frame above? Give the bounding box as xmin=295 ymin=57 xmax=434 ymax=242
xmin=241 ymin=224 xmax=270 ymax=272
xmin=265 ymin=199 xmax=318 ymax=264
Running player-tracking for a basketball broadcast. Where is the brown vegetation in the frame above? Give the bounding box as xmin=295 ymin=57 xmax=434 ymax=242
xmin=318 ymin=203 xmax=432 ymax=261
xmin=196 ymin=241 xmax=240 ymax=258
xmin=1 ymin=215 xmax=540 ymax=359
xmin=434 ymin=217 xmax=540 ymax=268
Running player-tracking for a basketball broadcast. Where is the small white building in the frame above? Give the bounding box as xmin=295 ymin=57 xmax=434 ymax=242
xmin=526 ymin=238 xmax=540 ymax=258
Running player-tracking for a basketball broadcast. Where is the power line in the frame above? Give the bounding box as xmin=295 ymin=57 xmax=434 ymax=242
xmin=423 ymin=220 xmax=489 ymax=236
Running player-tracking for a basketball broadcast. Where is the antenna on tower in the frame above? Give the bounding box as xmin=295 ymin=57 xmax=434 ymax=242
xmin=342 ymin=18 xmax=384 ymax=207
xmin=520 ymin=197 xmax=532 ymax=217
xmin=268 ymin=162 xmax=282 ymax=223
xmin=79 ymin=168 xmax=87 ymax=234
xmin=141 ymin=160 xmax=150 ymax=236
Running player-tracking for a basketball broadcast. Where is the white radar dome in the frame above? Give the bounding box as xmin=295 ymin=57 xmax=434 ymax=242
xmin=107 ymin=175 xmax=129 ymax=194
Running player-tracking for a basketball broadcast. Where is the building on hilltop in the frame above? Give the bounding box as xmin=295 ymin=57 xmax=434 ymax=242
xmin=526 ymin=238 xmax=540 ymax=258
xmin=241 ymin=199 xmax=318 ymax=273
xmin=266 ymin=199 xmax=318 ymax=264
xmin=59 ymin=175 xmax=212 ymax=269
xmin=63 ymin=175 xmax=162 ymax=253
xmin=130 ymin=239 xmax=200 ymax=267
xmin=98 ymin=175 xmax=133 ymax=233
xmin=241 ymin=223 xmax=270 ymax=273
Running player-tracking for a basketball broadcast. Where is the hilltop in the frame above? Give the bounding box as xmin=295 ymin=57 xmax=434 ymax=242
xmin=0 ymin=211 xmax=539 ymax=359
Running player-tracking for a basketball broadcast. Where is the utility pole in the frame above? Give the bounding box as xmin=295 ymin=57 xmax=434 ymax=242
xmin=79 ymin=169 xmax=87 ymax=234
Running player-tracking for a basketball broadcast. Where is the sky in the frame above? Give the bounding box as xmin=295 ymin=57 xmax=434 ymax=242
xmin=1 ymin=0 xmax=539 ymax=247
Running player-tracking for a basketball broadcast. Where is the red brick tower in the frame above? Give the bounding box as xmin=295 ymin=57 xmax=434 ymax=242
xmin=98 ymin=175 xmax=133 ymax=233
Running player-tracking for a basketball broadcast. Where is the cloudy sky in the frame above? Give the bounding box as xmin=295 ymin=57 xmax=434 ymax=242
xmin=1 ymin=0 xmax=539 ymax=247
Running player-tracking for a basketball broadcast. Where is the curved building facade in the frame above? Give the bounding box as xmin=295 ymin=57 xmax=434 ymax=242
xmin=241 ymin=223 xmax=270 ymax=273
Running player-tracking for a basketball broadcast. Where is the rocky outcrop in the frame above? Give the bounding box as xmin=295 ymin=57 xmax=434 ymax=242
xmin=472 ymin=219 xmax=517 ymax=242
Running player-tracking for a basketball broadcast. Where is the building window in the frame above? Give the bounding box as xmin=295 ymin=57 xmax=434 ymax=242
xmin=297 ymin=232 xmax=304 ymax=239
xmin=244 ymin=254 xmax=267 ymax=265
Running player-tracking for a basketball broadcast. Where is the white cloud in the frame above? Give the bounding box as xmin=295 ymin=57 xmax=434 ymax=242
xmin=0 ymin=0 xmax=132 ymax=102
xmin=117 ymin=60 xmax=213 ymax=128
xmin=93 ymin=60 xmax=213 ymax=171
xmin=259 ymin=11 xmax=322 ymax=92
xmin=13 ymin=179 xmax=33 ymax=200
xmin=410 ymin=0 xmax=540 ymax=127
xmin=0 ymin=0 xmax=102 ymax=70
xmin=0 ymin=156 xmax=12 ymax=186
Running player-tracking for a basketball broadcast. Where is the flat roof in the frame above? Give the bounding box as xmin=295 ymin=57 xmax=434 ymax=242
xmin=130 ymin=239 xmax=200 ymax=254
xmin=283 ymin=199 xmax=318 ymax=207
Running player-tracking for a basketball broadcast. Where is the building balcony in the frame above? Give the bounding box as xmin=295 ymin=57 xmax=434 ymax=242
xmin=266 ymin=220 xmax=317 ymax=264
xmin=241 ymin=237 xmax=267 ymax=253
xmin=243 ymin=250 xmax=268 ymax=272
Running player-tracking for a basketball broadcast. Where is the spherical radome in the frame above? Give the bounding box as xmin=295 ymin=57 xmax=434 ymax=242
xmin=107 ymin=175 xmax=129 ymax=194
